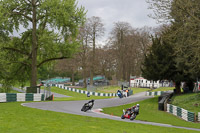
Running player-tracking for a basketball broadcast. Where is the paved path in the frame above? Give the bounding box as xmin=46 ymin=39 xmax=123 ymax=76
xmin=22 ymin=92 xmax=200 ymax=131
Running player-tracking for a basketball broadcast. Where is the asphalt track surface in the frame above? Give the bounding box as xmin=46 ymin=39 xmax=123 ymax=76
xmin=22 ymin=92 xmax=200 ymax=131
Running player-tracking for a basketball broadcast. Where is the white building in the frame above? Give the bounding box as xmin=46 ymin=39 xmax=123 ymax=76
xmin=130 ymin=77 xmax=173 ymax=88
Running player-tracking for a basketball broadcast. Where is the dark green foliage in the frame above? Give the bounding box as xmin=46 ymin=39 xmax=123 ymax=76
xmin=170 ymin=0 xmax=200 ymax=80
xmin=141 ymin=34 xmax=184 ymax=93
xmin=142 ymin=36 xmax=176 ymax=81
xmin=146 ymin=0 xmax=200 ymax=93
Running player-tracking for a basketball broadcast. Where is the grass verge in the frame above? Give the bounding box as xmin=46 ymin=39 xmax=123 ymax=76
xmin=0 ymin=102 xmax=198 ymax=133
xmin=170 ymin=93 xmax=200 ymax=114
xmin=102 ymin=97 xmax=200 ymax=129
xmin=50 ymin=87 xmax=111 ymax=101
xmin=131 ymin=88 xmax=150 ymax=94
xmin=150 ymin=87 xmax=175 ymax=92
xmin=95 ymin=86 xmax=150 ymax=94
xmin=9 ymin=90 xmax=21 ymax=93
xmin=51 ymin=86 xmax=149 ymax=101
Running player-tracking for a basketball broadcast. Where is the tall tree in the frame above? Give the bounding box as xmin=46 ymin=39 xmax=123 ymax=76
xmin=77 ymin=22 xmax=91 ymax=88
xmin=87 ymin=16 xmax=104 ymax=86
xmin=0 ymin=0 xmax=86 ymax=87
xmin=110 ymin=22 xmax=132 ymax=81
xmin=95 ymin=45 xmax=116 ymax=80
xmin=54 ymin=58 xmax=79 ymax=86
xmin=147 ymin=0 xmax=200 ymax=91
xmin=109 ymin=22 xmax=151 ymax=81
xmin=147 ymin=0 xmax=173 ymax=23
xmin=142 ymin=35 xmax=176 ymax=79
xmin=170 ymin=0 xmax=200 ymax=80
xmin=141 ymin=35 xmax=182 ymax=92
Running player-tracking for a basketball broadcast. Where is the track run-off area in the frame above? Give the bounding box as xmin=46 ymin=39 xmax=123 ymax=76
xmin=22 ymin=92 xmax=200 ymax=132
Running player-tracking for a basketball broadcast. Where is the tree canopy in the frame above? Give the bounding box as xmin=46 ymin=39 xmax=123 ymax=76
xmin=144 ymin=0 xmax=200 ymax=93
xmin=142 ymin=35 xmax=177 ymax=80
xmin=0 ymin=0 xmax=86 ymax=87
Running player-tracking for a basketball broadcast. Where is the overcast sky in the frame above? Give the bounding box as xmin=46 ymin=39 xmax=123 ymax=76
xmin=13 ymin=0 xmax=159 ymax=44
xmin=77 ymin=0 xmax=159 ymax=43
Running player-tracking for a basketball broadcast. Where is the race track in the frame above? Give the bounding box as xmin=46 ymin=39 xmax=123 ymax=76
xmin=22 ymin=92 xmax=200 ymax=131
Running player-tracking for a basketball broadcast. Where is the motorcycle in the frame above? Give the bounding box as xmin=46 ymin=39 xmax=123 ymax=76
xmin=121 ymin=107 xmax=138 ymax=120
xmin=117 ymin=90 xmax=127 ymax=98
xmin=81 ymin=99 xmax=94 ymax=112
xmin=117 ymin=90 xmax=123 ymax=98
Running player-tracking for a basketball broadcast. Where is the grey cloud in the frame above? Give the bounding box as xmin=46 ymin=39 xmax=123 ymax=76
xmin=77 ymin=0 xmax=158 ymax=37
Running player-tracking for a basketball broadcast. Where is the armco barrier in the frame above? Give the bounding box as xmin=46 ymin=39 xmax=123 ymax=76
xmin=52 ymin=84 xmax=117 ymax=97
xmin=146 ymin=91 xmax=165 ymax=96
xmin=0 ymin=93 xmax=45 ymax=102
xmin=167 ymin=104 xmax=196 ymax=122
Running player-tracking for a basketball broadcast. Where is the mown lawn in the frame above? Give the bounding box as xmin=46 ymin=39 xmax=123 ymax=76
xmin=9 ymin=90 xmax=21 ymax=93
xmin=67 ymin=85 xmax=149 ymax=94
xmin=50 ymin=87 xmax=111 ymax=101
xmin=95 ymin=86 xmax=121 ymax=93
xmin=150 ymin=87 xmax=175 ymax=92
xmin=50 ymin=86 xmax=149 ymax=101
xmin=102 ymin=97 xmax=200 ymax=129
xmin=0 ymin=102 xmax=198 ymax=133
xmin=170 ymin=93 xmax=200 ymax=114
xmin=131 ymin=88 xmax=150 ymax=94
xmin=95 ymin=86 xmax=149 ymax=94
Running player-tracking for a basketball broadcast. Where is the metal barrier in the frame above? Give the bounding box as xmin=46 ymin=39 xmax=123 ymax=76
xmin=43 ymin=84 xmax=52 ymax=100
xmin=0 ymin=93 xmax=44 ymax=102
xmin=146 ymin=91 xmax=165 ymax=96
xmin=167 ymin=104 xmax=196 ymax=122
xmin=52 ymin=84 xmax=117 ymax=97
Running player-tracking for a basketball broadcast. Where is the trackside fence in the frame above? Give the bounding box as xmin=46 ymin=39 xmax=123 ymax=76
xmin=167 ymin=104 xmax=197 ymax=122
xmin=145 ymin=91 xmax=200 ymax=122
xmin=0 ymin=93 xmax=45 ymax=102
xmin=146 ymin=91 xmax=165 ymax=96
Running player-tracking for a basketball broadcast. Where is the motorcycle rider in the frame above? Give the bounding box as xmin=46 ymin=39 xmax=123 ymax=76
xmin=133 ymin=104 xmax=140 ymax=115
xmin=88 ymin=99 xmax=94 ymax=107
xmin=127 ymin=104 xmax=140 ymax=115
xmin=117 ymin=90 xmax=123 ymax=98
xmin=81 ymin=99 xmax=95 ymax=112
xmin=121 ymin=103 xmax=140 ymax=120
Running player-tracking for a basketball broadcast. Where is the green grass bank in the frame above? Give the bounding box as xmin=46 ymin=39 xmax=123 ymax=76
xmin=0 ymin=102 xmax=198 ymax=133
xmin=102 ymin=97 xmax=200 ymax=129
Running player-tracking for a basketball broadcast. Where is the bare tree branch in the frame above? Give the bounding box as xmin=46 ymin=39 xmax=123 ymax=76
xmin=12 ymin=11 xmax=32 ymax=21
xmin=37 ymin=56 xmax=69 ymax=67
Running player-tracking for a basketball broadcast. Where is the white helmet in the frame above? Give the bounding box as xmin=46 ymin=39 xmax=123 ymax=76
xmin=136 ymin=104 xmax=140 ymax=107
